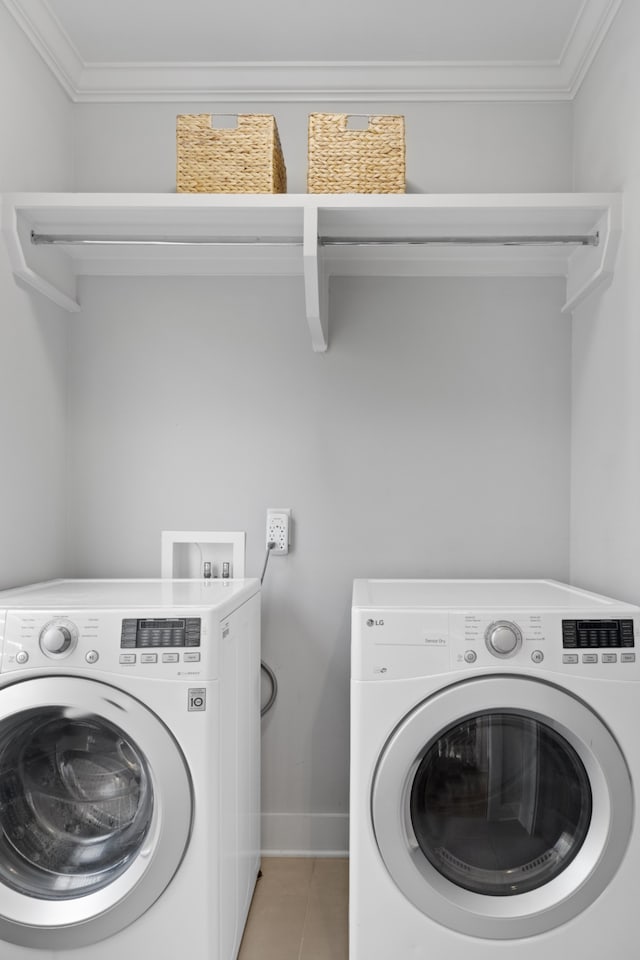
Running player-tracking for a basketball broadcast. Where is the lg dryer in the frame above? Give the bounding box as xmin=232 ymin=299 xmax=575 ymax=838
xmin=0 ymin=578 xmax=261 ymax=960
xmin=351 ymin=578 xmax=640 ymax=959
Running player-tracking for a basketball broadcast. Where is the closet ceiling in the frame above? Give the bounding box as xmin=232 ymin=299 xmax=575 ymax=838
xmin=4 ymin=0 xmax=622 ymax=100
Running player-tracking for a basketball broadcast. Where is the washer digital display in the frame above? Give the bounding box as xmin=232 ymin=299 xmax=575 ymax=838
xmin=120 ymin=618 xmax=201 ymax=648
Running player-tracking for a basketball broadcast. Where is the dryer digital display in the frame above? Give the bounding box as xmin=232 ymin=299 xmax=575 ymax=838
xmin=562 ymin=619 xmax=634 ymax=649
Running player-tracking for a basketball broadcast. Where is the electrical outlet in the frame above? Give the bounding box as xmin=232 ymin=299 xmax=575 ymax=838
xmin=266 ymin=508 xmax=291 ymax=555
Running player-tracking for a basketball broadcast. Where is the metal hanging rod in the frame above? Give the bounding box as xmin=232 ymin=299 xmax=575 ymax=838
xmin=30 ymin=231 xmax=302 ymax=246
xmin=321 ymin=234 xmax=600 ymax=247
xmin=30 ymin=230 xmax=599 ymax=248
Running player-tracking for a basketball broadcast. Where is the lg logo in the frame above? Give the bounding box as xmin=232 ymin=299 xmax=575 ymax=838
xmin=366 ymin=619 xmax=385 ymax=627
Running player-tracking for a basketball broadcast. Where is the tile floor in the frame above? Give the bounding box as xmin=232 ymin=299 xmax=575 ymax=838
xmin=238 ymin=857 xmax=348 ymax=960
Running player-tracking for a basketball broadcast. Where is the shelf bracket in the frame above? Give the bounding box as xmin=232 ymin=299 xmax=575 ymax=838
xmin=303 ymin=205 xmax=328 ymax=353
xmin=563 ymin=202 xmax=622 ymax=313
xmin=1 ymin=197 xmax=80 ymax=312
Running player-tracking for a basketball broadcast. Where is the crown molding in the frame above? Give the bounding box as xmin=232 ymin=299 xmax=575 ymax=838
xmin=69 ymin=61 xmax=588 ymax=103
xmin=558 ymin=0 xmax=622 ymax=96
xmin=2 ymin=0 xmax=82 ymax=98
xmin=2 ymin=0 xmax=623 ymax=103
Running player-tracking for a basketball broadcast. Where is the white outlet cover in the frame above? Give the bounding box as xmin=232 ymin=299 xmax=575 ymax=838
xmin=266 ymin=508 xmax=291 ymax=555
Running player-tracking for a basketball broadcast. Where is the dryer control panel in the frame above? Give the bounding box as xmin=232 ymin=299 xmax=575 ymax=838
xmin=352 ymin=609 xmax=640 ymax=680
xmin=351 ymin=579 xmax=640 ymax=681
xmin=453 ymin=611 xmax=637 ymax=673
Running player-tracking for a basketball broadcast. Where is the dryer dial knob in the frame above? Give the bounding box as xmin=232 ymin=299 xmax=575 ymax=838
xmin=485 ymin=621 xmax=522 ymax=657
xmin=39 ymin=621 xmax=76 ymax=656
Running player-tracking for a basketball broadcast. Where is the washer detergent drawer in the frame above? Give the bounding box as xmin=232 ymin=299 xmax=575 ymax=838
xmin=0 ymin=676 xmax=193 ymax=951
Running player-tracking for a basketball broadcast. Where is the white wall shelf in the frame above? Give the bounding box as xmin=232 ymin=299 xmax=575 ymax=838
xmin=2 ymin=192 xmax=621 ymax=352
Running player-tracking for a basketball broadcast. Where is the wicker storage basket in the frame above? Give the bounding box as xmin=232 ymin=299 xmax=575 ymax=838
xmin=307 ymin=113 xmax=405 ymax=194
xmin=176 ymin=114 xmax=287 ymax=193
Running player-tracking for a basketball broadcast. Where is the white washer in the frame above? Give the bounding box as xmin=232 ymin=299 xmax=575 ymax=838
xmin=351 ymin=578 xmax=640 ymax=959
xmin=0 ymin=578 xmax=261 ymax=960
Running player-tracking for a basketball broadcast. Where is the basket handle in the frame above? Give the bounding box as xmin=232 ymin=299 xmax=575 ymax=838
xmin=325 ymin=114 xmax=401 ymax=134
xmin=207 ymin=114 xmax=240 ymax=129
xmin=344 ymin=115 xmax=373 ymax=130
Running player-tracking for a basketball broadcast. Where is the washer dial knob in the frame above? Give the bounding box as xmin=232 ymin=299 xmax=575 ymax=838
xmin=39 ymin=620 xmax=78 ymax=657
xmin=485 ymin=620 xmax=522 ymax=658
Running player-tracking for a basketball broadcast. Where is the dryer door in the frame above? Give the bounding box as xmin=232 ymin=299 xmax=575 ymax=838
xmin=0 ymin=676 xmax=193 ymax=950
xmin=372 ymin=675 xmax=633 ymax=940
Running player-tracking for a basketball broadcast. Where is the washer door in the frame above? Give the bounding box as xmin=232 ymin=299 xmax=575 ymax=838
xmin=0 ymin=676 xmax=193 ymax=950
xmin=372 ymin=676 xmax=633 ymax=940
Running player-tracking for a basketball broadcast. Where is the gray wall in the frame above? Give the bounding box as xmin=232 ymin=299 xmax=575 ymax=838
xmin=0 ymin=3 xmax=73 ymax=589
xmin=72 ymin=100 xmax=573 ymax=194
xmin=64 ymin=99 xmax=574 ymax=851
xmin=570 ymin=1 xmax=640 ymax=603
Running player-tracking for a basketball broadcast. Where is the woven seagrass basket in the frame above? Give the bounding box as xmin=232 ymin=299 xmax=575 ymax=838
xmin=307 ymin=113 xmax=405 ymax=194
xmin=176 ymin=114 xmax=287 ymax=193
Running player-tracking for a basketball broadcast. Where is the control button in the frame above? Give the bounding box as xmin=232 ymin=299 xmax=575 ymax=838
xmin=621 ymin=652 xmax=636 ymax=663
xmin=563 ymin=654 xmax=579 ymax=664
xmin=141 ymin=653 xmax=158 ymax=663
xmin=183 ymin=652 xmax=201 ymax=663
xmin=42 ymin=626 xmax=71 ymax=652
xmin=85 ymin=650 xmax=99 ymax=664
xmin=464 ymin=650 xmax=477 ymax=663
xmin=162 ymin=653 xmax=180 ymax=663
xmin=16 ymin=651 xmax=29 ymax=665
xmin=602 ymin=653 xmax=617 ymax=664
xmin=531 ymin=650 xmax=544 ymax=664
xmin=39 ymin=619 xmax=78 ymax=657
xmin=119 ymin=654 xmax=137 ymax=664
xmin=485 ymin=621 xmax=522 ymax=657
xmin=582 ymin=653 xmax=598 ymax=664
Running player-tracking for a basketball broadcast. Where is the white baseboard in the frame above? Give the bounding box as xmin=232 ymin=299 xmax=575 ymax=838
xmin=261 ymin=812 xmax=348 ymax=857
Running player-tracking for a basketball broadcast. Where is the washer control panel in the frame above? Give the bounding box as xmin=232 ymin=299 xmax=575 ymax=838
xmin=0 ymin=609 xmax=213 ymax=679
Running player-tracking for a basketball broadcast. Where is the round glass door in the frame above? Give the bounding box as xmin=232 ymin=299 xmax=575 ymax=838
xmin=372 ymin=676 xmax=633 ymax=939
xmin=409 ymin=712 xmax=592 ymax=897
xmin=0 ymin=676 xmax=193 ymax=951
xmin=0 ymin=710 xmax=154 ymax=899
